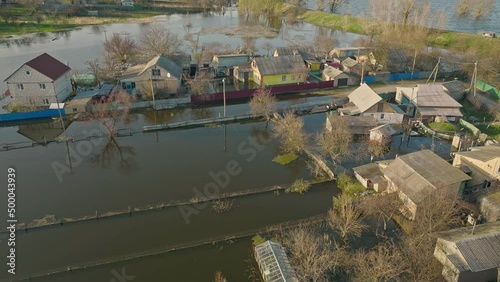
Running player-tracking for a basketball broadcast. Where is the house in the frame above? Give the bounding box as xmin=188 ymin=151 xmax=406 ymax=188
xmin=119 ymin=55 xmax=183 ymax=97
xmin=212 ymin=54 xmax=250 ymax=77
xmin=251 ymin=55 xmax=308 ymax=86
xmin=386 ymin=49 xmax=410 ymax=73
xmin=254 ymin=240 xmax=299 ymax=282
xmin=478 ymin=190 xmax=500 ymax=222
xmin=341 ymin=57 xmax=373 ymax=76
xmin=353 ymin=161 xmax=391 ymax=192
xmin=339 ymin=83 xmax=405 ymax=124
xmin=396 ymin=84 xmax=463 ymax=122
xmin=383 ymin=150 xmax=471 ymax=220
xmin=273 ymin=47 xmax=321 ymax=71
xmin=4 ymin=53 xmax=72 ymax=107
xmin=433 ymin=221 xmax=500 ymax=282
xmin=233 ymin=65 xmax=253 ymax=84
xmin=64 ymin=88 xmax=98 ymax=114
xmin=328 ymin=47 xmax=371 ymax=60
xmin=322 ymin=66 xmax=351 ymax=87
xmin=453 ymin=145 xmax=500 ymax=188
xmin=442 ymin=80 xmax=467 ymax=101
xmin=370 ymin=123 xmax=398 ymax=144
xmin=326 ymin=115 xmax=377 ymax=136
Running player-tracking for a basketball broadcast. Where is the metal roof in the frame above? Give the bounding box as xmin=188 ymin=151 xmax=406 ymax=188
xmin=253 ymin=55 xmax=306 ymax=76
xmin=254 ymin=241 xmax=299 ymax=282
xmin=370 ymin=123 xmax=398 ymax=136
xmin=341 ymin=57 xmax=358 ymax=68
xmin=353 ymin=163 xmax=387 ymax=184
xmin=139 ymin=55 xmax=183 ymax=79
xmin=455 ymin=145 xmax=500 ymax=162
xmin=383 ymin=150 xmax=471 ymax=204
xmin=323 ymin=66 xmax=345 ymax=78
xmin=348 ymin=83 xmax=382 ymax=113
xmin=329 ymin=115 xmax=377 ymax=135
xmin=414 ymin=84 xmax=463 ymax=108
xmin=417 ymin=106 xmax=463 ymax=117
xmin=442 ymin=80 xmax=466 ymax=94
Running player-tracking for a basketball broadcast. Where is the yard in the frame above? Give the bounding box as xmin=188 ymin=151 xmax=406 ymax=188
xmin=460 ymin=99 xmax=494 ymax=123
xmin=428 ymin=122 xmax=459 ymax=134
xmin=477 ymin=124 xmax=500 ymax=142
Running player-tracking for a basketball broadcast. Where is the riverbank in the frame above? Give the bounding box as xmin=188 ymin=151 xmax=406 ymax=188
xmin=281 ymin=4 xmax=499 ymax=55
xmin=0 ymin=5 xmax=203 ymax=40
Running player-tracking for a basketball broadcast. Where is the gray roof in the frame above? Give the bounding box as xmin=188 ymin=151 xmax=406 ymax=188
xmin=388 ymin=103 xmax=405 ymax=114
xmin=435 ymin=222 xmax=500 ymax=272
xmin=383 ymin=150 xmax=471 ymax=204
xmin=442 ymin=80 xmax=466 ymax=94
xmin=388 ymin=49 xmax=409 ymax=63
xmin=370 ymin=123 xmax=398 ymax=136
xmin=254 ymin=241 xmax=299 ymax=282
xmin=329 ymin=115 xmax=377 ymax=135
xmin=139 ymin=55 xmax=183 ymax=79
xmin=353 ymin=163 xmax=386 ymax=184
xmin=341 ymin=57 xmax=358 ymax=68
xmin=274 ymin=47 xmax=296 ymax=56
xmin=414 ymin=84 xmax=463 ymax=108
xmin=253 ymin=55 xmax=306 ymax=76
xmin=455 ymin=145 xmax=500 ymax=162
xmin=348 ymin=83 xmax=382 ymax=113
xmin=323 ymin=66 xmax=345 ymax=78
xmin=417 ymin=107 xmax=463 ymax=117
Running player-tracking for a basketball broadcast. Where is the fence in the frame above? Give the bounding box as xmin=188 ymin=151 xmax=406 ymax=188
xmin=459 ymin=119 xmax=481 ymax=137
xmin=0 ymin=109 xmax=65 ymax=122
xmin=191 ymin=80 xmax=334 ymax=104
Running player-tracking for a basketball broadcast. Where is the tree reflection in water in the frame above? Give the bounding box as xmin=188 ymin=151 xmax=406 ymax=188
xmin=92 ymin=136 xmax=137 ymax=172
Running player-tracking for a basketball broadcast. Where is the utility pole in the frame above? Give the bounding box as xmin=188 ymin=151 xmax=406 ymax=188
xmin=360 ymin=62 xmax=365 ymax=86
xmin=54 ymin=93 xmax=72 ymax=170
xmin=150 ymin=71 xmax=156 ymax=109
xmin=410 ymin=50 xmax=417 ymax=80
xmin=469 ymin=61 xmax=478 ymax=96
xmin=222 ymin=78 xmax=226 ymax=117
xmin=433 ymin=56 xmax=441 ymax=83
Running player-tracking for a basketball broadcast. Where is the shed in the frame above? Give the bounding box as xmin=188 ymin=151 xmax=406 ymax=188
xmin=478 ymin=190 xmax=500 ymax=222
xmin=442 ymin=80 xmax=466 ymax=101
xmin=322 ymin=66 xmax=350 ymax=87
xmin=353 ymin=162 xmax=388 ymax=192
xmin=370 ymin=123 xmax=397 ymax=144
xmin=326 ymin=115 xmax=377 ymax=135
xmin=254 ymin=241 xmax=299 ymax=282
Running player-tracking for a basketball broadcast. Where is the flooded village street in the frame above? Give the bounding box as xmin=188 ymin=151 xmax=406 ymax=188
xmin=0 ymin=2 xmax=497 ymax=281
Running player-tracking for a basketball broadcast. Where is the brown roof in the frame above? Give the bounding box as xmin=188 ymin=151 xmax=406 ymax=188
xmin=25 ymin=53 xmax=71 ymax=81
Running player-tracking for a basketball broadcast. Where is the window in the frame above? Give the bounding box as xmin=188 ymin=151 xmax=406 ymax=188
xmin=43 ymin=98 xmax=49 ymax=105
xmin=380 ymin=114 xmax=385 ymax=119
xmin=292 ymin=75 xmax=296 ymax=80
xmin=152 ymin=69 xmax=161 ymax=76
xmin=482 ymin=180 xmax=492 ymax=189
xmin=281 ymin=75 xmax=286 ymax=81
xmin=26 ymin=71 xmax=31 ymax=75
xmin=73 ymin=108 xmax=77 ymax=112
xmin=131 ymin=82 xmax=136 ymax=89
xmin=17 ymin=84 xmax=24 ymax=90
xmin=39 ymin=83 xmax=46 ymax=90
xmin=121 ymin=82 xmax=126 ymax=89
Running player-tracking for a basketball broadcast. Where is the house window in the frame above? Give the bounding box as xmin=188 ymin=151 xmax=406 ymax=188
xmin=26 ymin=71 xmax=31 ymax=75
xmin=281 ymin=75 xmax=286 ymax=81
xmin=131 ymin=82 xmax=136 ymax=89
xmin=482 ymin=180 xmax=491 ymax=189
xmin=152 ymin=69 xmax=161 ymax=76
xmin=43 ymin=98 xmax=49 ymax=105
xmin=380 ymin=114 xmax=385 ymax=119
xmin=292 ymin=75 xmax=296 ymax=80
xmin=121 ymin=82 xmax=126 ymax=89
xmin=39 ymin=83 xmax=46 ymax=90
xmin=17 ymin=84 xmax=24 ymax=90
xmin=73 ymin=108 xmax=77 ymax=112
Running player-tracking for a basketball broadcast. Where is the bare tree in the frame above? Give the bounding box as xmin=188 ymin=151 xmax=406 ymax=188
xmin=328 ymin=194 xmax=367 ymax=240
xmin=360 ymin=193 xmax=400 ymax=235
xmin=272 ymin=111 xmax=308 ymax=154
xmin=261 ymin=41 xmax=273 ymax=57
xmin=281 ymin=227 xmax=347 ymax=282
xmin=313 ymin=32 xmax=336 ymax=59
xmin=213 ymin=271 xmax=227 ymax=282
xmin=85 ymin=58 xmax=103 ymax=85
xmin=317 ymin=117 xmax=363 ymax=164
xmin=328 ymin=0 xmax=348 ymax=12
xmin=472 ymin=0 xmax=495 ymax=18
xmin=103 ymin=33 xmax=138 ymax=65
xmin=249 ymin=87 xmax=278 ymax=121
xmin=316 ymin=0 xmax=325 ymax=11
xmin=187 ymin=71 xmax=213 ymax=99
xmin=139 ymin=23 xmax=183 ymax=60
xmin=352 ymin=242 xmax=410 ymax=282
xmin=241 ymin=37 xmax=256 ymax=55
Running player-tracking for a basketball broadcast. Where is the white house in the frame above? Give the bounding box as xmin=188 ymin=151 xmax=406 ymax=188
xmin=4 ymin=53 xmax=72 ymax=107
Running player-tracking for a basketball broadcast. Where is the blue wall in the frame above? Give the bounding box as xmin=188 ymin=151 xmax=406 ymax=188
xmin=0 ymin=109 xmax=65 ymax=122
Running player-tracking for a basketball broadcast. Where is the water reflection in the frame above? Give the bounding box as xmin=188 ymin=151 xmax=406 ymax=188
xmin=17 ymin=119 xmax=73 ymax=145
xmin=92 ymin=136 xmax=137 ymax=171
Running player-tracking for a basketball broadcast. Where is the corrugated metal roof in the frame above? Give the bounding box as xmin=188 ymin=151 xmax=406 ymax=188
xmin=414 ymin=84 xmax=463 ymax=108
xmin=341 ymin=57 xmax=358 ymax=68
xmin=348 ymin=83 xmax=382 ymax=113
xmin=455 ymin=145 xmax=500 ymax=162
xmin=323 ymin=66 xmax=344 ymax=78
xmin=456 ymin=234 xmax=500 ymax=272
xmin=417 ymin=107 xmax=463 ymax=117
xmin=442 ymin=80 xmax=466 ymax=94
xmin=253 ymin=55 xmax=306 ymax=76
xmin=274 ymin=47 xmax=296 ymax=56
xmin=329 ymin=115 xmax=377 ymax=135
xmin=447 ymin=254 xmax=469 ymax=272
xmin=139 ymin=55 xmax=183 ymax=79
xmin=370 ymin=123 xmax=398 ymax=136
xmin=383 ymin=150 xmax=471 ymax=204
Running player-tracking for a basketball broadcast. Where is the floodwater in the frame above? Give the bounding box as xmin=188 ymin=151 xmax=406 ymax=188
xmin=0 ymin=9 xmax=362 ymax=96
xmin=305 ymin=0 xmax=500 ymax=33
